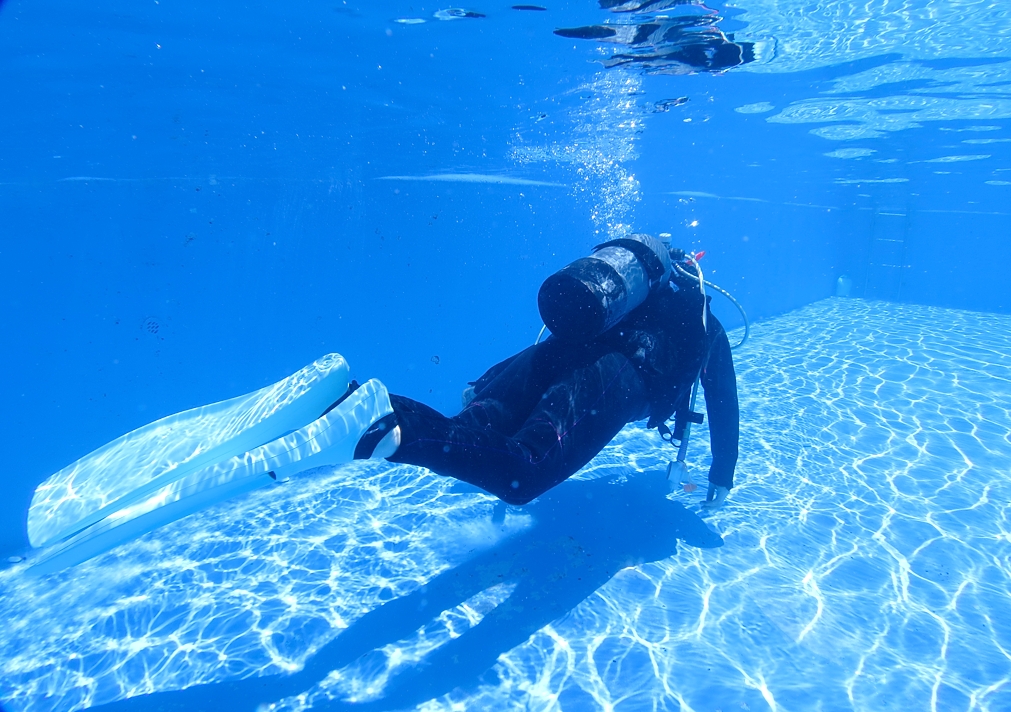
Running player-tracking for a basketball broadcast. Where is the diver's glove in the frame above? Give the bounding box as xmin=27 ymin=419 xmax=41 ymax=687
xmin=702 ymin=484 xmax=730 ymax=509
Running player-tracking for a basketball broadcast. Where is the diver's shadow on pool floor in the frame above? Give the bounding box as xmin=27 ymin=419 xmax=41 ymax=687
xmin=91 ymin=470 xmax=722 ymax=712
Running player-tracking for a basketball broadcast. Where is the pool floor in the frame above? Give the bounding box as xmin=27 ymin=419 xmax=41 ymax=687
xmin=1 ymin=297 xmax=1010 ymax=712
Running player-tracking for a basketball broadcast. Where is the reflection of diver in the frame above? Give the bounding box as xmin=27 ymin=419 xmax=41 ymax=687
xmin=360 ymin=233 xmax=740 ymax=509
xmin=27 ymin=235 xmax=739 ymax=575
xmin=555 ymin=11 xmax=756 ymax=75
xmin=600 ymin=0 xmax=699 ymax=10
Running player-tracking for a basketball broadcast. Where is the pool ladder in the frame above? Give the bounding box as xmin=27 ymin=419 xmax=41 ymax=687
xmin=862 ymin=207 xmax=910 ymax=302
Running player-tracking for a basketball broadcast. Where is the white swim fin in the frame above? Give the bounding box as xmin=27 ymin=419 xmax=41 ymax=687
xmin=28 ymin=354 xmax=352 ymax=550
xmin=27 ymin=360 xmax=393 ymax=575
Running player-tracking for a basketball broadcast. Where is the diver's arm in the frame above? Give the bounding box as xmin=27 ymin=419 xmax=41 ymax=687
xmin=700 ymin=319 xmax=739 ymax=498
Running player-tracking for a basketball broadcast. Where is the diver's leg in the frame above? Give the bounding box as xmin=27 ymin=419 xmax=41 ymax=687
xmin=387 ymin=353 xmax=649 ymax=504
xmin=455 ymin=338 xmax=614 ymax=436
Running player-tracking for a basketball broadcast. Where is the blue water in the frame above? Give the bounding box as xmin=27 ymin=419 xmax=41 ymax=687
xmin=2 ymin=1 xmax=1010 ymax=710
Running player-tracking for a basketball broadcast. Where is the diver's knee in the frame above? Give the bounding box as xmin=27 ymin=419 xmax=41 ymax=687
xmin=498 ymin=481 xmax=538 ymax=506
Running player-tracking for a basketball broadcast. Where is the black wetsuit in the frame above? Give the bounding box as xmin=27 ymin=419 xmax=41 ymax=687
xmin=387 ymin=281 xmax=739 ymax=505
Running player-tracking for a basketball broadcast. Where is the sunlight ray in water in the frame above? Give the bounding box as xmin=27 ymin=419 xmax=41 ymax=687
xmin=375 ymin=174 xmax=565 ymax=187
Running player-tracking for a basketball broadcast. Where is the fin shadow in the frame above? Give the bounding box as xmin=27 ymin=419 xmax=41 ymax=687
xmin=89 ymin=470 xmax=721 ymax=711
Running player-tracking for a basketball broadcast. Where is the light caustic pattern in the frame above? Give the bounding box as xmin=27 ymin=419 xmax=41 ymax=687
xmin=2 ymin=298 xmax=1011 ymax=712
xmin=0 ymin=464 xmax=532 ymax=712
xmin=765 ymin=62 xmax=1011 ymax=142
xmin=438 ymin=298 xmax=1011 ymax=712
xmin=733 ymin=0 xmax=1011 ymax=74
xmin=730 ymin=0 xmax=1011 ymax=141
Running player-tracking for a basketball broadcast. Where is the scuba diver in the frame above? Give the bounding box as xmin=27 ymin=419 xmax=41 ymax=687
xmin=26 ymin=233 xmax=740 ymax=575
xmin=354 ymin=233 xmax=740 ymax=508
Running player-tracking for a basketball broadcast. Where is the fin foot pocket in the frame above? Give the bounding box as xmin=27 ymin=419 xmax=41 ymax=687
xmin=354 ymin=413 xmax=400 ymax=459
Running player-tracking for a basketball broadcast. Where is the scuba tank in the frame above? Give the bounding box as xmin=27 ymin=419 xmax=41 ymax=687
xmin=537 ymin=233 xmax=673 ymax=342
